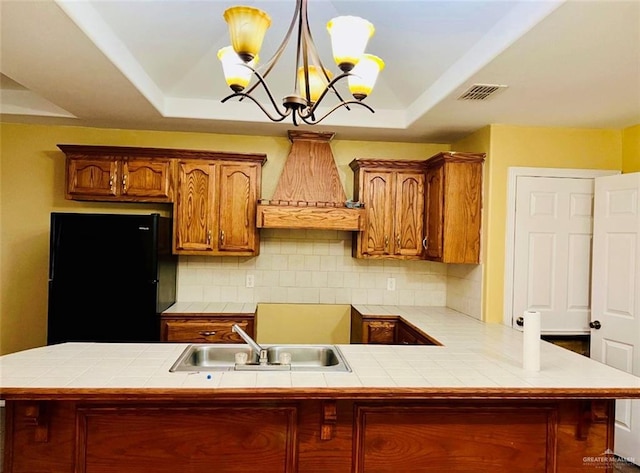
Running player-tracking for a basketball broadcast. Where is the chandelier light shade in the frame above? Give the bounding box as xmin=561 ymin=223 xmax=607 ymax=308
xmin=297 ymin=66 xmax=333 ymax=104
xmin=326 ymin=16 xmax=374 ymax=72
xmin=217 ymin=46 xmax=258 ymax=92
xmin=348 ymin=54 xmax=385 ymax=100
xmin=223 ymin=6 xmax=271 ymax=62
xmin=218 ymin=0 xmax=385 ymax=126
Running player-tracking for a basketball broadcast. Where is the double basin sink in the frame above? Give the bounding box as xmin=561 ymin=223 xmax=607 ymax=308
xmin=170 ymin=344 xmax=351 ymax=372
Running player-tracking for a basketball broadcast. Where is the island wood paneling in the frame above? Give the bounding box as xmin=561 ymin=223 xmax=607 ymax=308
xmin=3 ymin=399 xmax=615 ymax=473
xmin=353 ymin=404 xmax=556 ymax=472
xmin=76 ymin=405 xmax=297 ymax=473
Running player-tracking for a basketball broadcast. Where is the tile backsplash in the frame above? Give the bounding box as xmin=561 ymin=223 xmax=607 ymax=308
xmin=446 ymin=263 xmax=483 ymax=320
xmin=177 ymin=229 xmax=481 ymax=317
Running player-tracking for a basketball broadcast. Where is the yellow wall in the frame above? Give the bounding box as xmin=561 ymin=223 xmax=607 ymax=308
xmin=0 ymin=122 xmax=446 ymax=355
xmin=480 ymin=125 xmax=622 ymax=323
xmin=622 ymin=124 xmax=640 ymax=172
xmin=256 ymin=304 xmax=351 ymax=344
xmin=451 ymin=126 xmax=491 ymax=318
xmin=0 ymin=132 xmax=3 ymax=351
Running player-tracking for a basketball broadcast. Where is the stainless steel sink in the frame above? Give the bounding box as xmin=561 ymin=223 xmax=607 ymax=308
xmin=169 ymin=344 xmax=351 ymax=372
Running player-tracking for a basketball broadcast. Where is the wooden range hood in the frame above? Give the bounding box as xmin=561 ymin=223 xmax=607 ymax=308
xmin=256 ymin=131 xmax=365 ymax=231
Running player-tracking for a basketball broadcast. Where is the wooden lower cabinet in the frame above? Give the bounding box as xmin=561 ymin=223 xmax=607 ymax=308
xmin=161 ymin=314 xmax=255 ymax=343
xmin=359 ymin=319 xmax=398 ymax=344
xmin=351 ymin=308 xmax=439 ymax=345
xmin=4 ymin=399 xmax=614 ymax=473
xmin=395 ymin=321 xmax=438 ymax=345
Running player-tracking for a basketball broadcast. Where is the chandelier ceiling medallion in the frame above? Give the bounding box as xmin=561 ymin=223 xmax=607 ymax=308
xmin=217 ymin=0 xmax=385 ymax=126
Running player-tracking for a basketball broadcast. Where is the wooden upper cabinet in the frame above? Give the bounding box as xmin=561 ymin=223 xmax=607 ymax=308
xmin=121 ymin=158 xmax=174 ymax=200
xmin=360 ymin=170 xmax=394 ymax=256
xmin=60 ymin=145 xmax=175 ymax=202
xmin=60 ymin=144 xmax=266 ymax=257
xmin=351 ymin=160 xmax=426 ymax=259
xmin=424 ymin=164 xmax=444 ymax=260
xmin=217 ymin=162 xmax=260 ymax=253
xmin=66 ymin=157 xmax=118 ymax=198
xmin=173 ymin=156 xmax=265 ymax=256
xmin=394 ymin=171 xmax=425 ymax=257
xmin=174 ymin=160 xmax=217 ymax=253
xmin=424 ymin=152 xmax=484 ymax=264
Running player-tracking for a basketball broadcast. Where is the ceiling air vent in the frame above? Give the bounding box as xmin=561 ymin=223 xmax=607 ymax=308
xmin=458 ymin=84 xmax=508 ymax=101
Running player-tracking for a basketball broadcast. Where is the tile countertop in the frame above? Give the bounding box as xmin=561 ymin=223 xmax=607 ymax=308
xmin=161 ymin=301 xmax=257 ymax=314
xmin=1 ymin=305 xmax=640 ymax=399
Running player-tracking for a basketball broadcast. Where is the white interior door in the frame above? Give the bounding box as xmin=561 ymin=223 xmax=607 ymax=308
xmin=512 ymin=176 xmax=594 ymax=334
xmin=591 ymin=172 xmax=640 ymax=462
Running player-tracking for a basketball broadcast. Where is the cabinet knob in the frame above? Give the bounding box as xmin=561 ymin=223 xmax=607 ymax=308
xmin=207 ymin=230 xmax=212 ymax=244
xmin=422 ymin=237 xmax=428 ymax=250
xmin=122 ymin=174 xmax=127 ymax=192
xmin=384 ymin=235 xmax=389 ymax=249
xmin=589 ymin=320 xmax=602 ymax=330
xmin=220 ymin=230 xmax=225 ymax=245
xmin=516 ymin=317 xmax=524 ymax=327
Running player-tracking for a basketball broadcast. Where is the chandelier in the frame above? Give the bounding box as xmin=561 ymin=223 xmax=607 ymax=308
xmin=217 ymin=0 xmax=385 ymax=126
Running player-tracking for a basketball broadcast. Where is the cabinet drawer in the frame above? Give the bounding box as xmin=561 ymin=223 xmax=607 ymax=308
xmin=162 ymin=319 xmax=252 ymax=343
xmin=364 ymin=321 xmax=397 ymax=344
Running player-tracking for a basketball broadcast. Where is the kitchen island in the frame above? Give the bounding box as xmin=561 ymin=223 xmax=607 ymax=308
xmin=2 ymin=306 xmax=639 ymax=472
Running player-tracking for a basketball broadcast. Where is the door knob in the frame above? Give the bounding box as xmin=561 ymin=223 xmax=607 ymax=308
xmin=516 ymin=317 xmax=524 ymax=327
xmin=589 ymin=320 xmax=601 ymax=330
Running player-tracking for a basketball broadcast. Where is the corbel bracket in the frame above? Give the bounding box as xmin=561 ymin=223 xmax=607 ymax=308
xmin=320 ymin=400 xmax=337 ymax=440
xmin=23 ymin=402 xmax=49 ymax=443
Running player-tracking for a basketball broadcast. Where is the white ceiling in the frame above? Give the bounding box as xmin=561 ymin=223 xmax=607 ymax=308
xmin=1 ymin=0 xmax=639 ymax=143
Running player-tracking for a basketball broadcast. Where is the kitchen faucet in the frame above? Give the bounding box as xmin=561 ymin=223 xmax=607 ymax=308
xmin=232 ymin=324 xmax=267 ymax=364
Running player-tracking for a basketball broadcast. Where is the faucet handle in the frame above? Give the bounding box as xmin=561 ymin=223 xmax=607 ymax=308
xmin=259 ymin=349 xmax=269 ymax=365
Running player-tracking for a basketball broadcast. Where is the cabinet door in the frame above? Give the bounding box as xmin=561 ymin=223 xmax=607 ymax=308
xmin=393 ymin=171 xmax=425 ymax=256
xmin=441 ymin=161 xmax=483 ymax=263
xmin=174 ymin=160 xmax=216 ymax=253
xmin=396 ymin=321 xmax=437 ymax=345
xmin=122 ymin=157 xmax=174 ymax=201
xmin=217 ymin=162 xmax=259 ymax=253
xmin=424 ymin=164 xmax=444 ymax=260
xmin=67 ymin=157 xmax=119 ymax=198
xmin=361 ymin=171 xmax=394 ymax=256
xmin=396 ymin=322 xmax=420 ymax=345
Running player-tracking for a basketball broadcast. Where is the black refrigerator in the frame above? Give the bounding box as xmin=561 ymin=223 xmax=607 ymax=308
xmin=47 ymin=212 xmax=177 ymax=344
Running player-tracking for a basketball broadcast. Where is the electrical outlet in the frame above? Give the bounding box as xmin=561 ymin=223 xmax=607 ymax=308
xmin=246 ymin=274 xmax=255 ymax=288
xmin=387 ymin=277 xmax=396 ymax=291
